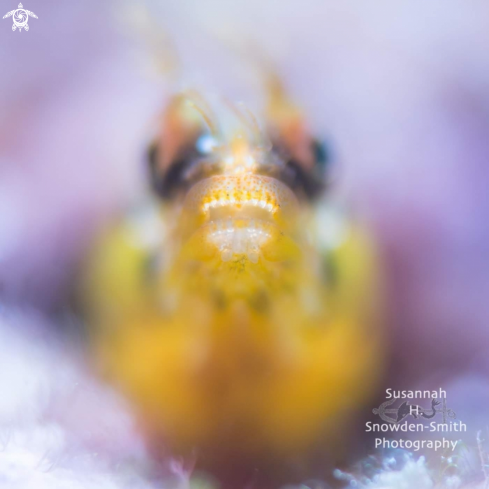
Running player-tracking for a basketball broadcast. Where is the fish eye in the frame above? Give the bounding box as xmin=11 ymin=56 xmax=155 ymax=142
xmin=147 ymin=142 xmax=197 ymax=200
xmin=147 ymin=136 xmax=219 ymax=201
xmin=272 ymin=138 xmax=330 ymax=201
xmin=283 ymin=157 xmax=325 ymax=200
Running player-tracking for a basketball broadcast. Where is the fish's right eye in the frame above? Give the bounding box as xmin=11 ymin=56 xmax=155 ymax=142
xmin=147 ymin=133 xmax=218 ymax=201
xmin=147 ymin=142 xmax=192 ymax=201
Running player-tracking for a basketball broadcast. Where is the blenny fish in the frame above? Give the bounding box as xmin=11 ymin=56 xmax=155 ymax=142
xmin=83 ymin=74 xmax=384 ymax=485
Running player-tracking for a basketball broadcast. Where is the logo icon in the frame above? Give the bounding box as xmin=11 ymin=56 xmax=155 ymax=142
xmin=373 ymin=397 xmax=456 ymax=424
xmin=3 ymin=3 xmax=37 ymax=32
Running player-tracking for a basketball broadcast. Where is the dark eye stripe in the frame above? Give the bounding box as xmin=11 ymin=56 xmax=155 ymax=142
xmin=270 ymin=139 xmax=330 ymax=201
xmin=148 ymin=142 xmax=219 ymax=200
xmin=147 ymin=143 xmax=197 ymax=200
xmin=148 ymin=138 xmax=330 ymax=202
xmin=282 ymin=158 xmax=325 ymax=200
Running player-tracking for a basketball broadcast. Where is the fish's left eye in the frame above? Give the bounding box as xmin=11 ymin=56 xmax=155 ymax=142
xmin=275 ymin=138 xmax=331 ymax=201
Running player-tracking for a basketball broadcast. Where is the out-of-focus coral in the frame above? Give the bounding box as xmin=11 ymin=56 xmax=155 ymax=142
xmin=0 ymin=310 xmax=152 ymax=488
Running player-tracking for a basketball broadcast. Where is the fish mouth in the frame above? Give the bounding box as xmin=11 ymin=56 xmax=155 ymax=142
xmin=179 ymin=174 xmax=300 ymax=263
xmin=183 ymin=174 xmax=298 ymax=225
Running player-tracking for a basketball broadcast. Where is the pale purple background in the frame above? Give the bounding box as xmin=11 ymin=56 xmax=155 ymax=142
xmin=1 ymin=0 xmax=489 ymax=457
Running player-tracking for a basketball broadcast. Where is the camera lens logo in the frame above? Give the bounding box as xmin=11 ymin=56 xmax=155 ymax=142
xmin=3 ymin=3 xmax=38 ymax=32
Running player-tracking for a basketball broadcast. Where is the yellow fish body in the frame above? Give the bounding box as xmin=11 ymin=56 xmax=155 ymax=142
xmin=83 ymin=80 xmax=384 ymax=481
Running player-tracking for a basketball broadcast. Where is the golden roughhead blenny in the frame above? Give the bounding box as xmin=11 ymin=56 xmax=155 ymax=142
xmin=82 ymin=74 xmax=385 ymax=484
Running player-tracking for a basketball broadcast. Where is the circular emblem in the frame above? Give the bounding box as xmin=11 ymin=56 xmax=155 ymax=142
xmin=13 ymin=8 xmax=28 ymax=31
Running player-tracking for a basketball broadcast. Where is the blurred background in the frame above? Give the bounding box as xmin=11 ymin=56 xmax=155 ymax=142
xmin=1 ymin=0 xmax=489 ymax=487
